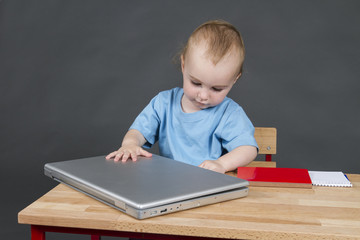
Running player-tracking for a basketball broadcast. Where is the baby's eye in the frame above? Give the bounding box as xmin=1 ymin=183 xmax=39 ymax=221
xmin=191 ymin=81 xmax=201 ymax=86
xmin=212 ymin=87 xmax=223 ymax=92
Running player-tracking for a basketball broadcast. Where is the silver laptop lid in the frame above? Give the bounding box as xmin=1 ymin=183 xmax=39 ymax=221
xmin=44 ymin=154 xmax=248 ymax=210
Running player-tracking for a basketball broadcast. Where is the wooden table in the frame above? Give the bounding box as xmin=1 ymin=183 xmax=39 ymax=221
xmin=18 ymin=174 xmax=360 ymax=240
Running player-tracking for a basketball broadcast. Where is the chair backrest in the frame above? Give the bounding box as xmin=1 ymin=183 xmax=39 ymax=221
xmin=254 ymin=127 xmax=277 ymax=161
xmin=227 ymin=127 xmax=277 ymax=175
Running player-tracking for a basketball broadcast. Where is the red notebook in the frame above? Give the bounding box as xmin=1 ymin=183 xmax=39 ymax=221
xmin=237 ymin=167 xmax=312 ymax=188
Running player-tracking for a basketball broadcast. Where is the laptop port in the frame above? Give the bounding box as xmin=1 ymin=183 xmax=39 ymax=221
xmin=160 ymin=208 xmax=167 ymax=213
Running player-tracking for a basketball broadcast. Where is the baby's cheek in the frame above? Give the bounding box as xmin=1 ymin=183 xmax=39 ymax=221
xmin=213 ymin=96 xmax=226 ymax=106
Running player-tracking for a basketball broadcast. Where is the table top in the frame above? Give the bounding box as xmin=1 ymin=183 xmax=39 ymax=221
xmin=18 ymin=174 xmax=360 ymax=240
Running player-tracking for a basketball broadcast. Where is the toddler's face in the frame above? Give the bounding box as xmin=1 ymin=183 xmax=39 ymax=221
xmin=181 ymin=42 xmax=241 ymax=113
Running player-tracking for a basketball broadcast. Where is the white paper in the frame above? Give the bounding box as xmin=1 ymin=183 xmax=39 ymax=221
xmin=308 ymin=171 xmax=352 ymax=187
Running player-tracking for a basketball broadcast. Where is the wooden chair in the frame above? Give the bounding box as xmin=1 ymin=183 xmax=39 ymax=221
xmin=246 ymin=127 xmax=277 ymax=168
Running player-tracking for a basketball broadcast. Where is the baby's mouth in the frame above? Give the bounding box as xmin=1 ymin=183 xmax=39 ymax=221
xmin=195 ymin=101 xmax=208 ymax=108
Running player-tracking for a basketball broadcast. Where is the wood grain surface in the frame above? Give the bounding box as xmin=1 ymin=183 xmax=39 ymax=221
xmin=19 ymin=174 xmax=360 ymax=239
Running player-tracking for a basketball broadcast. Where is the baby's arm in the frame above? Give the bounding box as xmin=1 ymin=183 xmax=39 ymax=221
xmin=106 ymin=129 xmax=152 ymax=162
xmin=199 ymin=146 xmax=257 ymax=174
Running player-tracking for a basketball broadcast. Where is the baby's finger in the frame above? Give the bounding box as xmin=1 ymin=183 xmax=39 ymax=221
xmin=199 ymin=164 xmax=209 ymax=170
xmin=198 ymin=161 xmax=207 ymax=168
xmin=130 ymin=152 xmax=138 ymax=162
xmin=114 ymin=152 xmax=124 ymax=162
xmin=121 ymin=152 xmax=131 ymax=162
xmin=140 ymin=149 xmax=152 ymax=158
xmin=105 ymin=151 xmax=117 ymax=160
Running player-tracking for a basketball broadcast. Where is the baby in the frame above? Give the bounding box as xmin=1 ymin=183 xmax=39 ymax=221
xmin=106 ymin=20 xmax=258 ymax=173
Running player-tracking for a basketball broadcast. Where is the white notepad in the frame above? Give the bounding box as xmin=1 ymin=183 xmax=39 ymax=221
xmin=308 ymin=171 xmax=352 ymax=187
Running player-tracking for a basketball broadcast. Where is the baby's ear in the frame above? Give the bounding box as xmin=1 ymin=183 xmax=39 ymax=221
xmin=234 ymin=72 xmax=242 ymax=83
xmin=180 ymin=55 xmax=185 ymax=73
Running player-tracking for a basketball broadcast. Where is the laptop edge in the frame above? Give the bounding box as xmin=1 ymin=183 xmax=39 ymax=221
xmin=44 ymin=156 xmax=249 ymax=219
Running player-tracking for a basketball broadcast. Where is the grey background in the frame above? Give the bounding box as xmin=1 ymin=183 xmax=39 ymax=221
xmin=1 ymin=0 xmax=360 ymax=239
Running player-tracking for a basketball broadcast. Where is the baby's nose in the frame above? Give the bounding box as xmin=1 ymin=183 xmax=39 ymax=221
xmin=198 ymin=89 xmax=209 ymax=101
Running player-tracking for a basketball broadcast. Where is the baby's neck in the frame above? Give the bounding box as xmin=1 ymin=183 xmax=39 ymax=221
xmin=180 ymin=95 xmax=203 ymax=113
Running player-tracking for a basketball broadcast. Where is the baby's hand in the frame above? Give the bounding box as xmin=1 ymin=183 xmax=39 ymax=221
xmin=105 ymin=145 xmax=152 ymax=162
xmin=198 ymin=160 xmax=226 ymax=174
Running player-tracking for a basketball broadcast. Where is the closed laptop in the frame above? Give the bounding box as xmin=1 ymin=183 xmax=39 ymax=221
xmin=44 ymin=154 xmax=248 ymax=219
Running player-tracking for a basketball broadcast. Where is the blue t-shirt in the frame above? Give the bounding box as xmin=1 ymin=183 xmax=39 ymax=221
xmin=130 ymin=87 xmax=258 ymax=166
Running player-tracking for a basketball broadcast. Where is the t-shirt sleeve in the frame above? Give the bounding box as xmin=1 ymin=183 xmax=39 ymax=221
xmin=220 ymin=107 xmax=258 ymax=152
xmin=129 ymin=94 xmax=162 ymax=148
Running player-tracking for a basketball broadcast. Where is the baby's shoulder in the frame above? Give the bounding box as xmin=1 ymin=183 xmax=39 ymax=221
xmin=155 ymin=87 xmax=181 ymax=102
xmin=150 ymin=87 xmax=182 ymax=110
xmin=157 ymin=87 xmax=181 ymax=97
xmin=220 ymin=97 xmax=244 ymax=112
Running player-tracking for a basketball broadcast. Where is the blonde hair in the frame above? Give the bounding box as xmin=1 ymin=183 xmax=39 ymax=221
xmin=181 ymin=20 xmax=245 ymax=75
